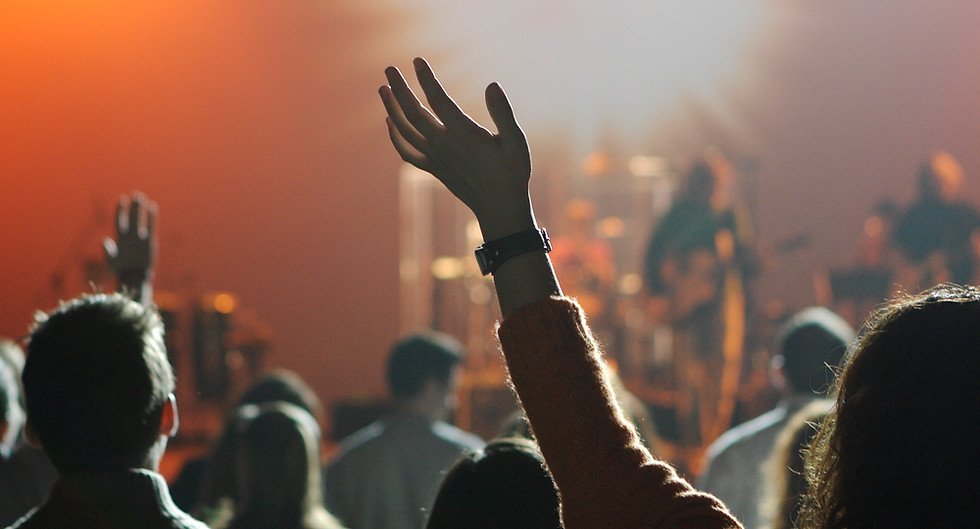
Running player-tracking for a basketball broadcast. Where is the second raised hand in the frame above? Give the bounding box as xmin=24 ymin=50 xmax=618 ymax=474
xmin=380 ymin=58 xmax=537 ymax=240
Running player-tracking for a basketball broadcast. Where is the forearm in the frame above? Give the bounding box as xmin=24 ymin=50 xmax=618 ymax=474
xmin=498 ymin=298 xmax=741 ymax=529
xmin=491 ymin=250 xmax=561 ymax=318
xmin=475 ymin=199 xmax=562 ymax=318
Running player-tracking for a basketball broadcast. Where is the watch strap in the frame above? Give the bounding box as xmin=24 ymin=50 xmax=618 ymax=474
xmin=475 ymin=228 xmax=552 ymax=276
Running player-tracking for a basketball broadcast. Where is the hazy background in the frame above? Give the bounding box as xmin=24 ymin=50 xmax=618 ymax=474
xmin=2 ymin=0 xmax=979 ymax=408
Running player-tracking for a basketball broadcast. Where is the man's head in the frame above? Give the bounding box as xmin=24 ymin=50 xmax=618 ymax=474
xmin=386 ymin=331 xmax=463 ymax=419
xmin=772 ymin=307 xmax=854 ymax=396
xmin=23 ymin=293 xmax=176 ymax=473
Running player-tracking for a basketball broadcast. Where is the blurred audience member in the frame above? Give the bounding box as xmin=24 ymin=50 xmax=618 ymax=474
xmin=323 ymin=332 xmax=484 ymax=529
xmin=172 ymin=369 xmax=324 ymax=512
xmin=759 ymin=400 xmax=830 ymax=529
xmin=1 ymin=338 xmax=58 ymax=528
xmin=699 ymin=307 xmax=852 ymax=529
xmin=425 ymin=438 xmax=560 ymax=529
xmin=892 ymin=151 xmax=980 ymax=291
xmin=210 ymin=402 xmax=345 ymax=529
xmin=0 ymin=354 xmax=20 ymax=459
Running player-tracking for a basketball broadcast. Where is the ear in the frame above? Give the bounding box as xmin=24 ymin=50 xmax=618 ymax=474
xmin=159 ymin=393 xmax=179 ymax=437
xmin=23 ymin=420 xmax=42 ymax=449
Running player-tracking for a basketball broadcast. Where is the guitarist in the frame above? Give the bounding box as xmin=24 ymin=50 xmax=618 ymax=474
xmin=642 ymin=156 xmax=755 ymax=464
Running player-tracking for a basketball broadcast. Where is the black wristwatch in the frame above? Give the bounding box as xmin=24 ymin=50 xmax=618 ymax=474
xmin=475 ymin=228 xmax=551 ymax=276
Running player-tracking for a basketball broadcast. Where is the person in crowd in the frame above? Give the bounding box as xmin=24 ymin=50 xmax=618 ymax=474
xmin=0 ymin=357 xmax=19 ymax=459
xmin=891 ymin=151 xmax=980 ymax=292
xmin=642 ymin=154 xmax=756 ymax=448
xmin=425 ymin=438 xmax=561 ymax=529
xmin=172 ymin=369 xmax=324 ymax=513
xmin=801 ymin=285 xmax=980 ymax=529
xmin=758 ymin=400 xmax=830 ymax=529
xmin=6 ymin=193 xmax=206 ymax=529
xmin=0 ymin=340 xmax=57 ymax=527
xmin=379 ymin=56 xmax=740 ymax=529
xmin=212 ymin=402 xmax=345 ymax=529
xmin=323 ymin=331 xmax=484 ymax=529
xmin=698 ymin=307 xmax=853 ymax=529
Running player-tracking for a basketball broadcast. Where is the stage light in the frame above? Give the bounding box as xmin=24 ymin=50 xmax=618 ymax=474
xmin=405 ymin=0 xmax=772 ymax=149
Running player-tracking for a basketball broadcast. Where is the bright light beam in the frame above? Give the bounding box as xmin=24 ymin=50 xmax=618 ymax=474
xmin=398 ymin=0 xmax=774 ymax=152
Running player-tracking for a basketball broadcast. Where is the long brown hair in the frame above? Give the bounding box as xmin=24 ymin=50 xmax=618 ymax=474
xmin=801 ymin=285 xmax=980 ymax=529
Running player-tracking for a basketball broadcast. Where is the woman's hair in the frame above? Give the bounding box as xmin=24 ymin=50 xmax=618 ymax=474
xmin=219 ymin=402 xmax=344 ymax=529
xmin=234 ymin=369 xmax=323 ymax=420
xmin=425 ymin=438 xmax=561 ymax=529
xmin=195 ymin=370 xmax=324 ymax=516
xmin=801 ymin=285 xmax=980 ymax=529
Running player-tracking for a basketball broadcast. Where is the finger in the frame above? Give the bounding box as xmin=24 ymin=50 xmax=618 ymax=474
xmin=142 ymin=200 xmax=158 ymax=240
xmin=412 ymin=57 xmax=472 ymax=129
xmin=386 ymin=117 xmax=430 ymax=170
xmin=384 ymin=66 xmax=442 ymax=137
xmin=485 ymin=82 xmax=526 ymax=145
xmin=103 ymin=237 xmax=118 ymax=260
xmin=128 ymin=194 xmax=142 ymax=237
xmin=379 ymin=86 xmax=430 ymax=154
xmin=115 ymin=197 xmax=128 ymax=235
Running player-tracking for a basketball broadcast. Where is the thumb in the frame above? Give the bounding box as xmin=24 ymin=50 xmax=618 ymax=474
xmin=103 ymin=237 xmax=118 ymax=261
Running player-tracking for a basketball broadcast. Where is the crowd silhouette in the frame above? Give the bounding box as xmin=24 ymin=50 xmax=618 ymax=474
xmin=2 ymin=57 xmax=979 ymax=529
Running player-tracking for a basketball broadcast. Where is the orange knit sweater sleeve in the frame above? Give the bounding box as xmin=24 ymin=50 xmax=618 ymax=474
xmin=496 ymin=296 xmax=742 ymax=529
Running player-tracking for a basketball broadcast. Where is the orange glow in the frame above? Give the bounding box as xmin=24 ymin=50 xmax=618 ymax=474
xmin=212 ymin=293 xmax=237 ymax=314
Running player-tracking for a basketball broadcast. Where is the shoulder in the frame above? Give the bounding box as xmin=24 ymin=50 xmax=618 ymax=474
xmin=4 ymin=506 xmax=39 ymax=529
xmin=335 ymin=421 xmax=387 ymax=454
xmin=431 ymin=422 xmax=485 ymax=451
xmin=325 ymin=420 xmax=388 ymax=471
xmin=704 ymin=407 xmax=788 ymax=461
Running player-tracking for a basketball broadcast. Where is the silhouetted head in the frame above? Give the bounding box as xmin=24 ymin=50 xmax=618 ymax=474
xmin=226 ymin=402 xmax=341 ymax=529
xmin=426 ymin=438 xmax=561 ymax=529
xmin=387 ymin=331 xmax=463 ymax=399
xmin=916 ymin=151 xmax=963 ymax=203
xmin=772 ymin=307 xmax=854 ymax=395
xmin=684 ymin=162 xmax=717 ymax=206
xmin=23 ymin=293 xmax=175 ymax=472
xmin=236 ymin=369 xmax=323 ymax=421
xmin=803 ymin=284 xmax=980 ymax=529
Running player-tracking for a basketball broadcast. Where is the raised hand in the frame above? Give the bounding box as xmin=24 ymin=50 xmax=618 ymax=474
xmin=380 ymin=58 xmax=535 ymax=240
xmin=103 ymin=192 xmax=157 ymax=304
xmin=380 ymin=59 xmax=560 ymax=316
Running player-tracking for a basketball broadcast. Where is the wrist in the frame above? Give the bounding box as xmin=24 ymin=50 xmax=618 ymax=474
xmin=475 ymin=202 xmax=536 ymax=241
xmin=117 ymin=267 xmax=153 ymax=286
xmin=475 ymin=228 xmax=552 ymax=276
